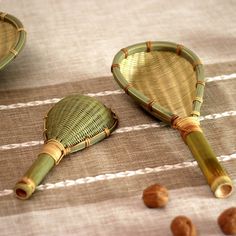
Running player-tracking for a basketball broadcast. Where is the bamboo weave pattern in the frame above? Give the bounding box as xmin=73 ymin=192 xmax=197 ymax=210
xmin=45 ymin=94 xmax=117 ymax=149
xmin=0 ymin=12 xmax=26 ymax=70
xmin=120 ymin=51 xmax=196 ymax=117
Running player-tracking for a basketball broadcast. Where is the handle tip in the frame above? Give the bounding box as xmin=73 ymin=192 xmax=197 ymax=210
xmin=14 ymin=178 xmax=36 ymax=200
xmin=212 ymin=176 xmax=233 ymax=199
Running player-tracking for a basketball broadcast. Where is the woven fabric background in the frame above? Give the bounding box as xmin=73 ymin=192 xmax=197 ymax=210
xmin=0 ymin=0 xmax=236 ymax=235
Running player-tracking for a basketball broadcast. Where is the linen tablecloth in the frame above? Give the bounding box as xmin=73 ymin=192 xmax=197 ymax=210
xmin=0 ymin=0 xmax=235 ymax=235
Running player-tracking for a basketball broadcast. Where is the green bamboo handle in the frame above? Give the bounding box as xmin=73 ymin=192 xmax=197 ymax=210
xmin=14 ymin=154 xmax=55 ymax=200
xmin=185 ymin=131 xmax=233 ymax=198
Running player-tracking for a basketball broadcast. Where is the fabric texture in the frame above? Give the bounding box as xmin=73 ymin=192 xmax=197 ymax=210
xmin=0 ymin=0 xmax=236 ymax=235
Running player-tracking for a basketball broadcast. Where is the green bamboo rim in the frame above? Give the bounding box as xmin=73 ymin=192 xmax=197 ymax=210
xmin=0 ymin=12 xmax=27 ymax=71
xmin=44 ymin=110 xmax=118 ymax=154
xmin=69 ymin=113 xmax=118 ymax=153
xmin=111 ymin=41 xmax=205 ymax=125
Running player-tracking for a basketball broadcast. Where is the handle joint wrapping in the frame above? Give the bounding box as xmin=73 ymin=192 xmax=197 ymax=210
xmin=40 ymin=139 xmax=70 ymax=165
xmin=171 ymin=116 xmax=202 ymax=141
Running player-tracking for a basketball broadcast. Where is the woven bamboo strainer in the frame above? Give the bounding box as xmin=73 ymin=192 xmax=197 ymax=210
xmin=15 ymin=94 xmax=118 ymax=200
xmin=0 ymin=12 xmax=26 ymax=71
xmin=111 ymin=41 xmax=233 ymax=198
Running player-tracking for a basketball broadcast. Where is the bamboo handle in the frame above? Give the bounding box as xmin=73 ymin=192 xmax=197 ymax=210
xmin=185 ymin=131 xmax=233 ymax=198
xmin=14 ymin=139 xmax=67 ymax=199
xmin=14 ymin=154 xmax=55 ymax=200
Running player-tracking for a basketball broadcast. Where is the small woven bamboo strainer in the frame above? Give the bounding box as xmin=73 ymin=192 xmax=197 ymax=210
xmin=111 ymin=41 xmax=233 ymax=198
xmin=15 ymin=94 xmax=118 ymax=199
xmin=0 ymin=12 xmax=26 ymax=71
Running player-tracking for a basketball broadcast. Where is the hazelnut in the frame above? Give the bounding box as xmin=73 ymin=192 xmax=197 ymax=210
xmin=142 ymin=183 xmax=168 ymax=208
xmin=218 ymin=207 xmax=236 ymax=235
xmin=170 ymin=216 xmax=197 ymax=236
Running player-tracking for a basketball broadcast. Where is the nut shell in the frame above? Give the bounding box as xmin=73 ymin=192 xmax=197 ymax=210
xmin=218 ymin=207 xmax=236 ymax=235
xmin=171 ymin=216 xmax=197 ymax=236
xmin=142 ymin=183 xmax=168 ymax=208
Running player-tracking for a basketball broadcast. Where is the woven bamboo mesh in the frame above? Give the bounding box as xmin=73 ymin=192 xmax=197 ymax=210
xmin=120 ymin=51 xmax=196 ymax=117
xmin=0 ymin=20 xmax=17 ymax=59
xmin=0 ymin=12 xmax=26 ymax=70
xmin=45 ymin=94 xmax=117 ymax=149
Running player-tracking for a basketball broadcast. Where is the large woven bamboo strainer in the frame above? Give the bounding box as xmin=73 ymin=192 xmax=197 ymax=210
xmin=0 ymin=12 xmax=26 ymax=70
xmin=15 ymin=94 xmax=118 ymax=199
xmin=111 ymin=41 xmax=233 ymax=198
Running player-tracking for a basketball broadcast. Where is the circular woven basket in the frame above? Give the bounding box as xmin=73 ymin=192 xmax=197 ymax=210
xmin=0 ymin=12 xmax=26 ymax=71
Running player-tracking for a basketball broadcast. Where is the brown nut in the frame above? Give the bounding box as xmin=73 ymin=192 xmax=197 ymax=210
xmin=142 ymin=183 xmax=168 ymax=208
xmin=218 ymin=207 xmax=236 ymax=235
xmin=170 ymin=216 xmax=197 ymax=236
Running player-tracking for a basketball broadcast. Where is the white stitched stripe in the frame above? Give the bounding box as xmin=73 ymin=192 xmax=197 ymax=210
xmin=114 ymin=123 xmax=166 ymax=133
xmin=205 ymin=73 xmax=236 ymax=83
xmin=0 ymin=91 xmax=123 ymax=110
xmin=0 ymin=141 xmax=44 ymax=150
xmin=199 ymin=110 xmax=236 ymax=121
xmin=0 ymin=98 xmax=62 ymax=110
xmin=86 ymin=90 xmax=123 ymax=97
xmin=1 ymin=152 xmax=235 ymax=197
xmin=0 ymin=110 xmax=235 ymax=151
xmin=0 ymin=189 xmax=13 ymax=197
xmin=0 ymin=73 xmax=235 ymax=111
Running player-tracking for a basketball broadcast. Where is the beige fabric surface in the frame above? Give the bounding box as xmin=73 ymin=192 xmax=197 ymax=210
xmin=0 ymin=0 xmax=236 ymax=235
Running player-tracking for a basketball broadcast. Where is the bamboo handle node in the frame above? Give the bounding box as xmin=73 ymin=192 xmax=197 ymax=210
xmin=14 ymin=141 xmax=63 ymax=200
xmin=14 ymin=154 xmax=55 ymax=199
xmin=172 ymin=116 xmax=233 ymax=198
xmin=185 ymin=131 xmax=233 ymax=198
